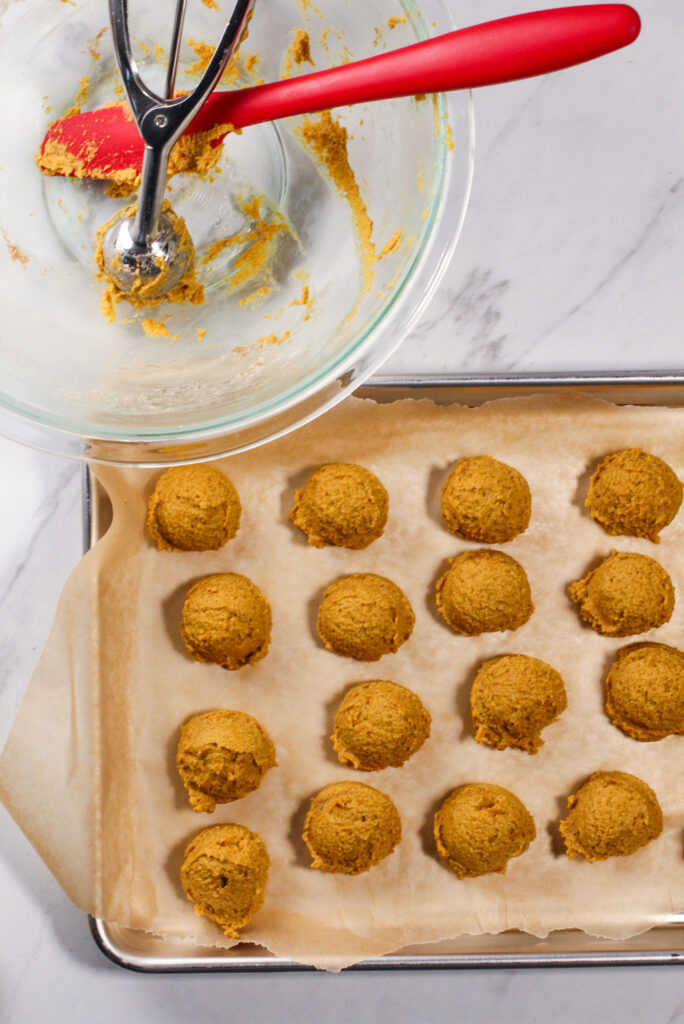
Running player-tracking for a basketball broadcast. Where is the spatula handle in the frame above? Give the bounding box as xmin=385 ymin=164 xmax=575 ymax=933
xmin=193 ymin=4 xmax=640 ymax=132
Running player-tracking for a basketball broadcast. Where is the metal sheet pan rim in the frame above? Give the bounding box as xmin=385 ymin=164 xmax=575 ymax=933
xmin=370 ymin=371 xmax=684 ymax=386
xmin=88 ymin=918 xmax=684 ymax=972
xmin=85 ymin=371 xmax=684 ymax=972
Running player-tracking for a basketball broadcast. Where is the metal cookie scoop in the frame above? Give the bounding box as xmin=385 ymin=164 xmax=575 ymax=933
xmin=101 ymin=0 xmax=255 ymax=299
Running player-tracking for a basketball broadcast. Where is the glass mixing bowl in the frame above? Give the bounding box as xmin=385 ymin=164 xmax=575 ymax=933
xmin=0 ymin=0 xmax=473 ymax=464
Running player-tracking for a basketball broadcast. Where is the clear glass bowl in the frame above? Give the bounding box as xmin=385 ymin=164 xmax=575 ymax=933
xmin=0 ymin=0 xmax=473 ymax=464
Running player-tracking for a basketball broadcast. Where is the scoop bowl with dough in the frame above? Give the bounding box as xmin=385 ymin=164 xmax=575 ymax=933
xmin=0 ymin=0 xmax=471 ymax=464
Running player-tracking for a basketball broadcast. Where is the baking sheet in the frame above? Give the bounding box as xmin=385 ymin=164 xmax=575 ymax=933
xmin=3 ymin=391 xmax=684 ymax=971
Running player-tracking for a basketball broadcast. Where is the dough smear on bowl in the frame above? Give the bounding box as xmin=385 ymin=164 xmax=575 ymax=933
xmin=303 ymin=781 xmax=401 ymax=874
xmin=559 ymin=771 xmax=663 ymax=861
xmin=331 ymin=679 xmax=431 ymax=770
xmin=433 ymin=783 xmax=535 ymax=879
xmin=436 ymin=549 xmax=533 ymax=636
xmin=180 ymin=823 xmax=269 ymax=938
xmin=290 ymin=463 xmax=388 ymax=549
xmin=586 ymin=448 xmax=682 ymax=543
xmin=470 ymin=654 xmax=567 ymax=754
xmin=180 ymin=573 xmax=272 ymax=669
xmin=441 ymin=455 xmax=531 ymax=543
xmin=147 ymin=464 xmax=241 ymax=552
xmin=568 ymin=550 xmax=674 ymax=637
xmin=317 ymin=573 xmax=414 ymax=660
xmin=605 ymin=643 xmax=684 ymax=741
xmin=177 ymin=710 xmax=277 ymax=812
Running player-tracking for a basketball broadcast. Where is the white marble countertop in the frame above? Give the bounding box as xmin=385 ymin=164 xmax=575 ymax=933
xmin=2 ymin=0 xmax=683 ymax=1020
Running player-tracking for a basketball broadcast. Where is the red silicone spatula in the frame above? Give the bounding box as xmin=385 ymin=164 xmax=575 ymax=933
xmin=40 ymin=4 xmax=640 ymax=182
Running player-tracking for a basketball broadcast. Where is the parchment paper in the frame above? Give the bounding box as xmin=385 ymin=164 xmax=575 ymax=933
xmin=3 ymin=393 xmax=684 ymax=971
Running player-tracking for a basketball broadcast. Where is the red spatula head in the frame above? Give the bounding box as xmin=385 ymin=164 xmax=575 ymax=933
xmin=39 ymin=105 xmax=144 ymax=181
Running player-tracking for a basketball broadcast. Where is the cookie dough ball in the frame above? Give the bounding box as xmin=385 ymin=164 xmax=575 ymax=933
xmin=303 ymin=781 xmax=401 ymax=874
xmin=180 ymin=824 xmax=269 ymax=938
xmin=180 ymin=573 xmax=272 ymax=670
xmin=471 ymin=655 xmax=567 ymax=754
xmin=177 ymin=710 xmax=277 ymax=812
xmin=441 ymin=455 xmax=531 ymax=544
xmin=559 ymin=771 xmax=663 ymax=861
xmin=332 ymin=680 xmax=431 ymax=771
xmin=317 ymin=573 xmax=415 ymax=661
xmin=586 ymin=449 xmax=682 ymax=543
xmin=605 ymin=643 xmax=684 ymax=742
xmin=434 ymin=784 xmax=536 ymax=879
xmin=147 ymin=464 xmax=241 ymax=552
xmin=290 ymin=463 xmax=389 ymax=549
xmin=436 ymin=550 xmax=533 ymax=636
xmin=568 ymin=551 xmax=674 ymax=637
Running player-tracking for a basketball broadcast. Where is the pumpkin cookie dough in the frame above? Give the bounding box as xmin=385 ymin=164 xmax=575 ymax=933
xmin=568 ymin=551 xmax=674 ymax=637
xmin=317 ymin=573 xmax=415 ymax=660
xmin=177 ymin=710 xmax=277 ymax=812
xmin=147 ymin=464 xmax=241 ymax=552
xmin=434 ymin=783 xmax=536 ymax=879
xmin=436 ymin=550 xmax=533 ymax=636
xmin=559 ymin=771 xmax=663 ymax=861
xmin=441 ymin=455 xmax=531 ymax=544
xmin=471 ymin=655 xmax=567 ymax=754
xmin=303 ymin=781 xmax=401 ymax=874
xmin=290 ymin=463 xmax=388 ymax=549
xmin=180 ymin=573 xmax=272 ymax=670
xmin=586 ymin=448 xmax=682 ymax=543
xmin=180 ymin=823 xmax=269 ymax=938
xmin=331 ymin=680 xmax=431 ymax=771
xmin=605 ymin=643 xmax=684 ymax=741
